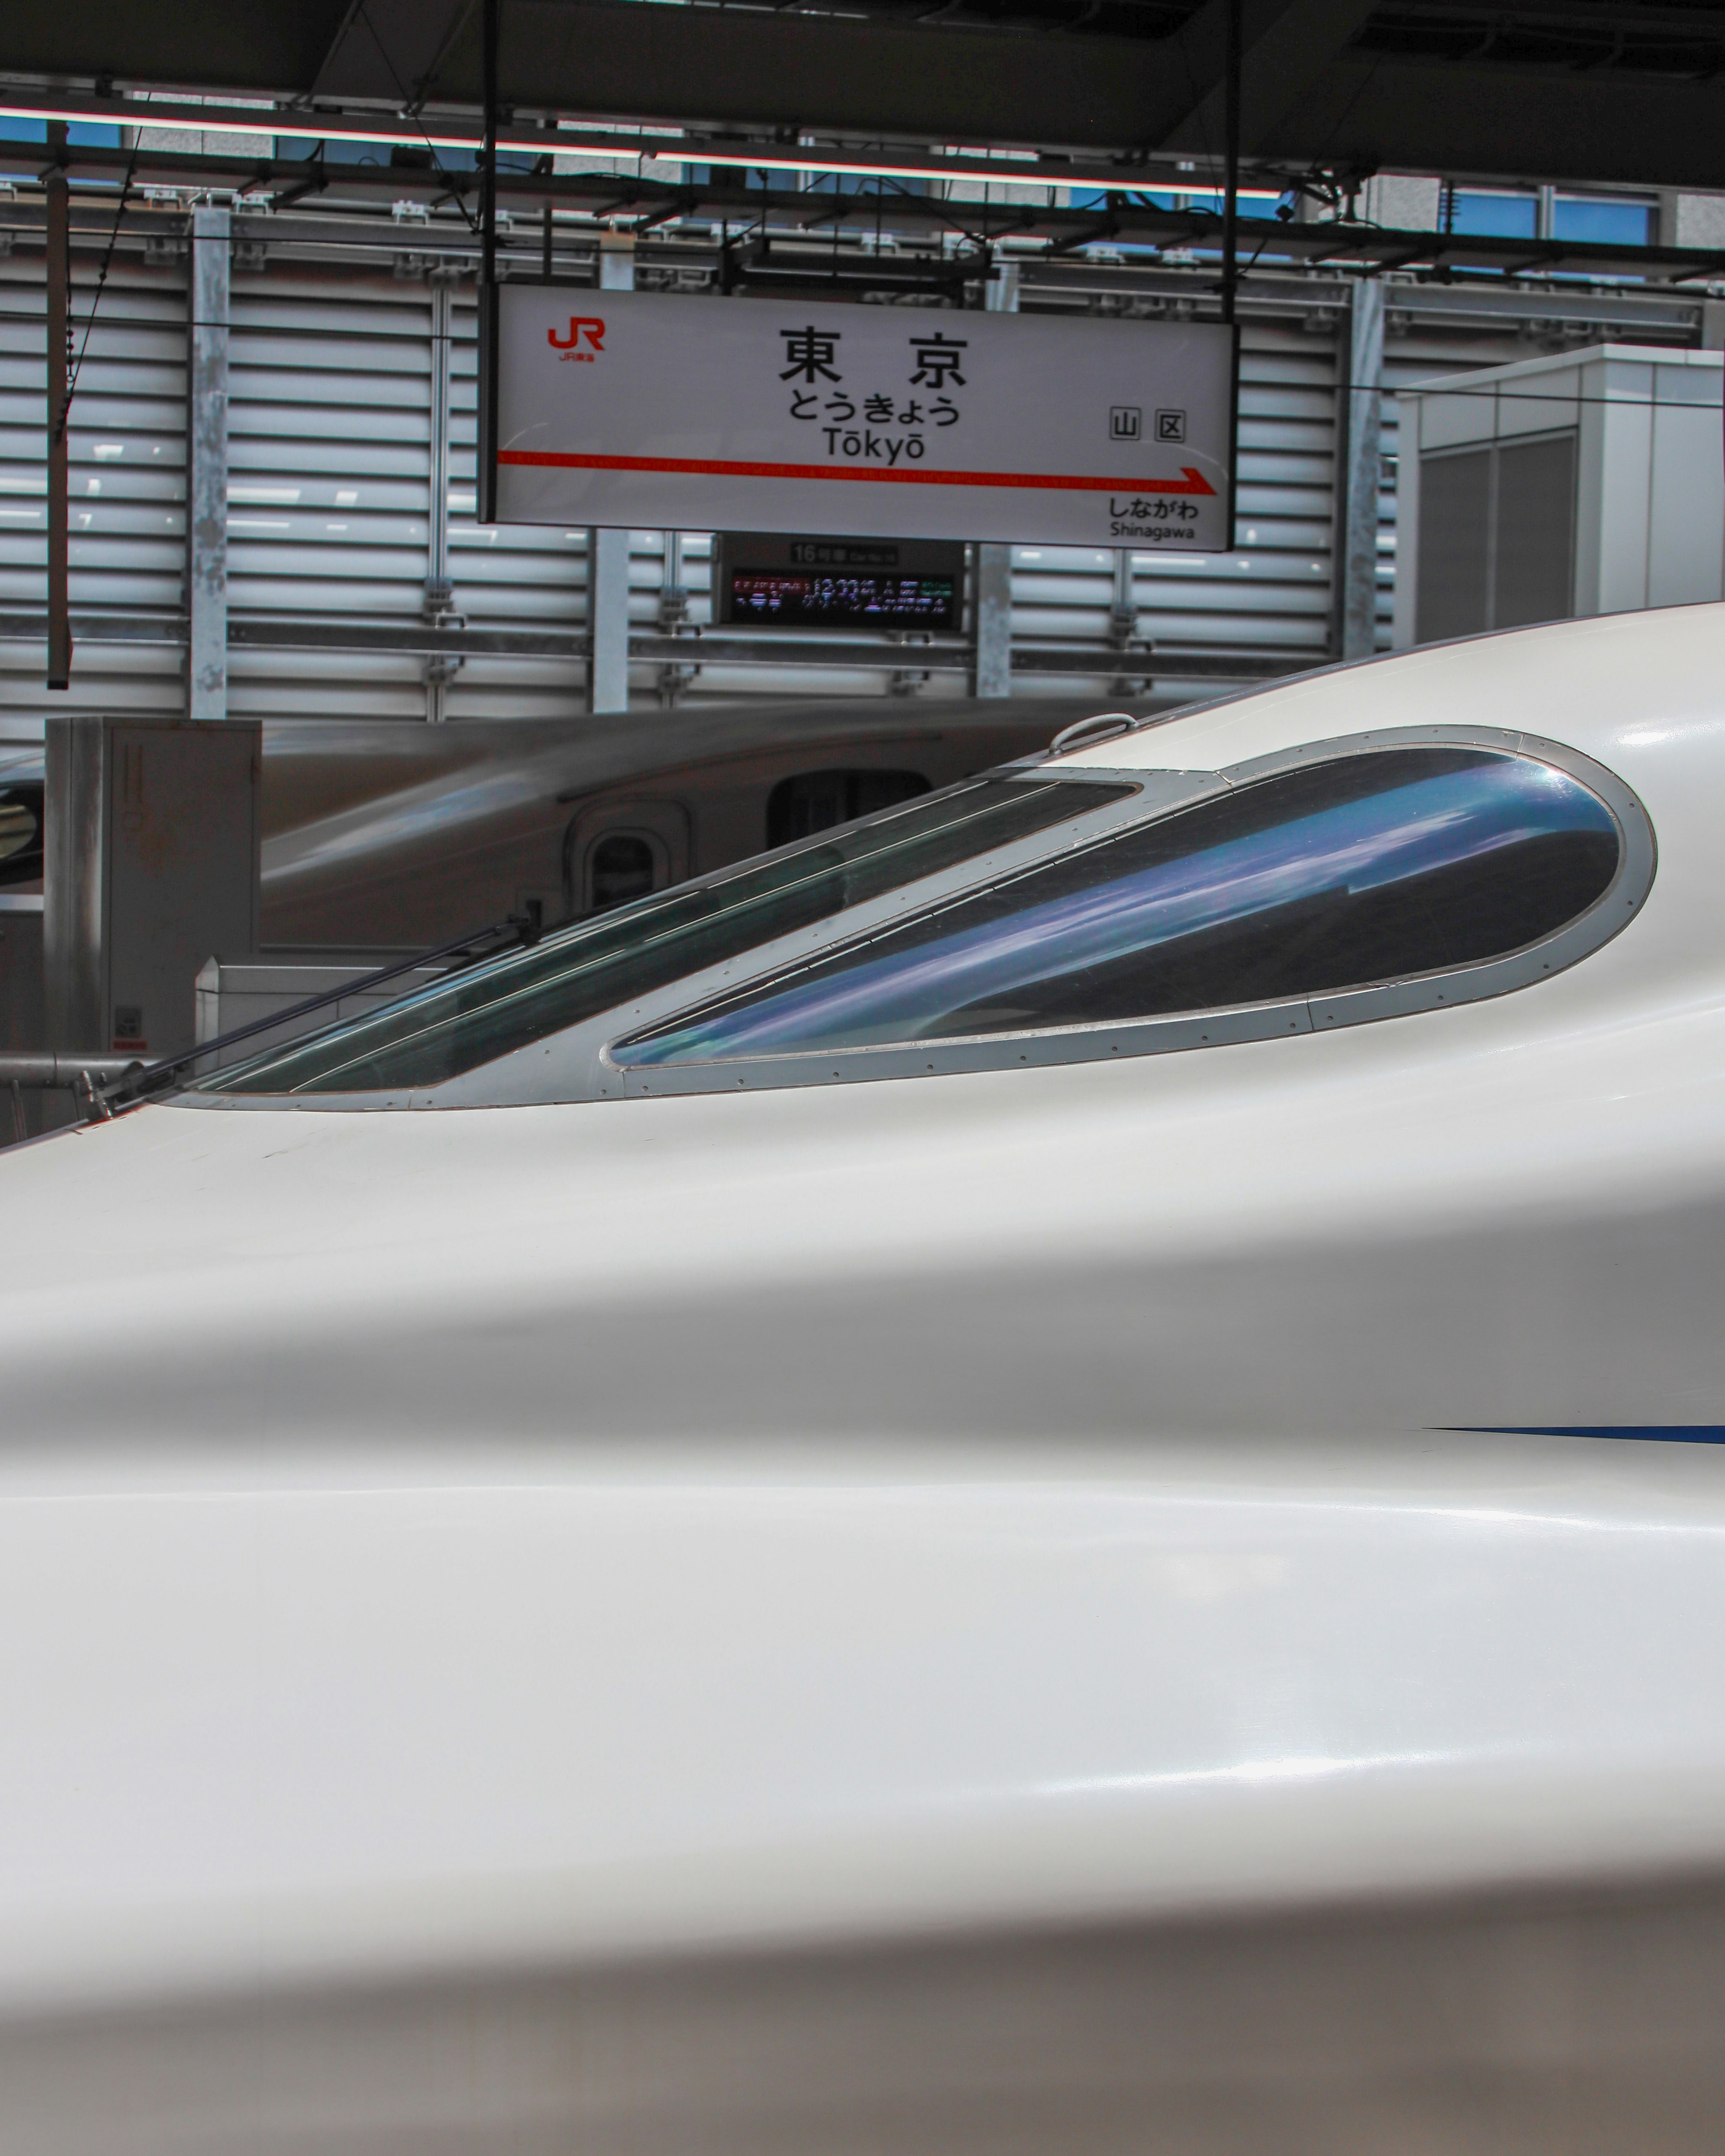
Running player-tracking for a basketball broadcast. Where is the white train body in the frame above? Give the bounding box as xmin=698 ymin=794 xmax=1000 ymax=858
xmin=7 ymin=605 xmax=1725 ymax=2150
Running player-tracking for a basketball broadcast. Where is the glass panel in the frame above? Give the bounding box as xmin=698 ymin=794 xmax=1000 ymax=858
xmin=0 ymin=789 xmax=39 ymax=865
xmin=617 ymin=750 xmax=1619 ymax=1068
xmin=766 ymin=770 xmax=932 ymax=848
xmin=1552 ymin=197 xmax=1654 ymax=247
xmin=1447 ymin=191 xmax=1539 ymax=238
xmin=589 ymin=834 xmax=659 ymax=913
xmin=0 ymin=118 xmax=123 ymax=146
xmin=199 ymin=777 xmax=1133 ymax=1096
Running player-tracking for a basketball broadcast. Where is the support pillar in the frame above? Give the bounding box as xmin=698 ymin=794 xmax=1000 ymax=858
xmin=973 ymin=259 xmax=1018 ymax=699
xmin=477 ymin=0 xmax=500 ymax=526
xmin=186 ymin=204 xmax=231 ymax=718
xmin=587 ymin=242 xmax=635 ymax=714
xmin=424 ymin=281 xmax=459 ymax=721
xmin=1337 ymin=278 xmax=1386 ymax=663
xmin=973 ymin=545 xmax=1013 ymax=700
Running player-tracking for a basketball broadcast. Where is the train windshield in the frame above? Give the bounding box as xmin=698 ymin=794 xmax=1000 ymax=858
xmin=615 ymin=747 xmax=1623 ymax=1067
xmin=197 ymin=775 xmax=1133 ymax=1096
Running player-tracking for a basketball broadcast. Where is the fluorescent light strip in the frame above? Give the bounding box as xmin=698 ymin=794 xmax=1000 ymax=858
xmin=0 ymin=96 xmax=1284 ymax=199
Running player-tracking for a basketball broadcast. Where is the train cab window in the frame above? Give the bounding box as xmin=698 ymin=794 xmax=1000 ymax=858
xmin=198 ymin=775 xmax=1134 ymax=1095
xmin=615 ymin=747 xmax=1626 ymax=1069
xmin=588 ymin=832 xmax=663 ymax=914
xmin=767 ymin=770 xmax=931 ymax=848
xmin=0 ymin=782 xmax=43 ymax=887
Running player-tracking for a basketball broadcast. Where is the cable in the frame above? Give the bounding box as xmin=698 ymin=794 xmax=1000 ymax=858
xmin=348 ymin=0 xmax=482 ymax=234
xmin=62 ymin=146 xmax=138 ymax=425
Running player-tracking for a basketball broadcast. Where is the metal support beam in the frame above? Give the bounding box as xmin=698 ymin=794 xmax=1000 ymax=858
xmin=476 ymin=0 xmax=500 ymax=526
xmin=1221 ymin=0 xmax=1241 ymax=325
xmin=424 ymin=280 xmax=459 ymax=721
xmin=972 ymin=546 xmax=1013 ymax=700
xmin=587 ymin=242 xmax=635 ymax=716
xmin=1336 ymin=277 xmax=1385 ymax=663
xmin=429 ymin=284 xmax=453 ymax=601
xmin=186 ymin=203 xmax=230 ymax=719
xmin=973 ymin=261 xmax=1018 ymax=701
xmin=44 ymin=124 xmax=71 ymax=692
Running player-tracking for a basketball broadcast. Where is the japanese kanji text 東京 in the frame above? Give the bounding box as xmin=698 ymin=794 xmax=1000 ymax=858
xmin=779 ymin=327 xmax=843 ymax=384
xmin=908 ymin=333 xmax=968 ymax=389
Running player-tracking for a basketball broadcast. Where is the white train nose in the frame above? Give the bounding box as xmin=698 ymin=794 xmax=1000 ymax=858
xmin=9 ymin=605 xmax=1725 ymax=2151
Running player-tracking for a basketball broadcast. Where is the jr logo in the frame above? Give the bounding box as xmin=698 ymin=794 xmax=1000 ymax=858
xmin=548 ymin=317 xmax=606 ymax=359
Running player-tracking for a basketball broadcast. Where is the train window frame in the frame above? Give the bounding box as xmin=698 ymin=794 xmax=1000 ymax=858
xmin=563 ymin=798 xmax=691 ymax=919
xmin=170 ymin=726 xmax=1653 ymax=1115
xmin=179 ymin=771 xmax=1159 ymax=1109
xmin=600 ymin=725 xmax=1654 ymax=1102
xmin=0 ymin=780 xmax=44 ymax=888
xmin=584 ymin=827 xmax=672 ymax=915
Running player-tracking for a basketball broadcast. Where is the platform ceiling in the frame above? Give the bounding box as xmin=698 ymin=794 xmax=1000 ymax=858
xmin=8 ymin=0 xmax=1725 ymax=193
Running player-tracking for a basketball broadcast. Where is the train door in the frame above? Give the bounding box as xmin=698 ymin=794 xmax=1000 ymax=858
xmin=562 ymin=799 xmax=692 ymax=917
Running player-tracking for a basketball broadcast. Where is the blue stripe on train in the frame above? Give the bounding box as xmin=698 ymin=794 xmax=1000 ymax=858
xmin=1450 ymin=1427 xmax=1725 ymax=1444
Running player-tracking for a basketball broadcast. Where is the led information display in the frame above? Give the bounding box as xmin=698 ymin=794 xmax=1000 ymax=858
xmin=713 ymin=533 xmax=965 ymax=630
xmin=492 ymin=289 xmax=1236 ymax=549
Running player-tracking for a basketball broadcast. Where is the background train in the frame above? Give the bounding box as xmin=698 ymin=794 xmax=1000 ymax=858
xmin=257 ymin=695 xmax=1106 ymax=952
xmin=1 ymin=695 xmax=1108 ymax=946
xmin=0 ymin=696 xmax=1107 ymax=1076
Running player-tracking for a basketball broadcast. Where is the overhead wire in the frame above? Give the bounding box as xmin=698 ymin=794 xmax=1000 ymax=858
xmin=345 ymin=0 xmax=482 ymax=234
xmin=62 ymin=145 xmax=139 ymax=420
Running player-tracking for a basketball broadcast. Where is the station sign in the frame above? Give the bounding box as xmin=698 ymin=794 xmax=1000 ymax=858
xmin=491 ymin=289 xmax=1236 ymax=550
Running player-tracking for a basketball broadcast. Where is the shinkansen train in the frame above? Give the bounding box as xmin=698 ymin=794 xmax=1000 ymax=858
xmin=9 ymin=606 xmax=1725 ymax=2151
xmin=1 ymin=696 xmax=1085 ymax=946
xmin=260 ymin=694 xmax=1092 ymax=949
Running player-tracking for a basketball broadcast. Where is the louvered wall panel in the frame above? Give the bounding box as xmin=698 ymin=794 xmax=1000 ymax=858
xmin=438 ymin=294 xmax=583 ymax=719
xmin=1005 ymin=323 xmax=1339 ymax=699
xmin=2 ymin=247 xmax=1681 ymax=725
xmin=0 ymin=261 xmax=186 ymax=723
xmin=448 ymin=293 xmax=582 ymax=630
xmin=225 ymin=269 xmax=432 ymax=725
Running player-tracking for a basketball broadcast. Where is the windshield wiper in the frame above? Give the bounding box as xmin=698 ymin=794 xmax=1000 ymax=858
xmin=93 ymin=906 xmax=547 ymax=1118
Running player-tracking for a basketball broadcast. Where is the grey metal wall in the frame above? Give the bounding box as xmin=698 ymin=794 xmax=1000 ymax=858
xmin=1379 ymin=319 xmax=1540 ymax=655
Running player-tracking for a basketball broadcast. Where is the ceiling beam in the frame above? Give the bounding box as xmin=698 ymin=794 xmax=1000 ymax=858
xmin=8 ymin=0 xmax=1725 ymax=189
xmin=393 ymin=0 xmax=1725 ymax=184
xmin=1256 ymin=52 xmax=1725 ymax=191
xmin=10 ymin=142 xmax=1725 ymax=281
xmin=438 ymin=0 xmax=1181 ymax=150
xmin=1150 ymin=0 xmax=1383 ymax=155
xmin=313 ymin=0 xmax=479 ymax=103
xmin=5 ymin=0 xmax=352 ymax=93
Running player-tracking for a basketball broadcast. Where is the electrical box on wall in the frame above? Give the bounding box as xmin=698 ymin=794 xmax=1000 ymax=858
xmin=1393 ymin=345 xmax=1725 ymax=649
xmin=45 ymin=717 xmax=260 ymax=1061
